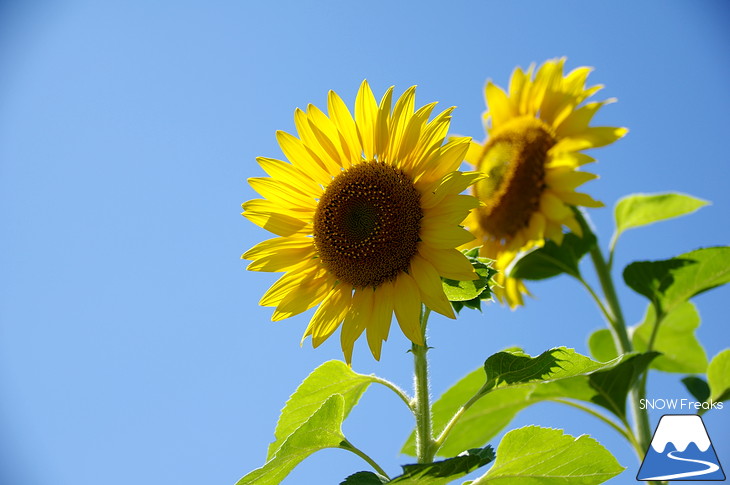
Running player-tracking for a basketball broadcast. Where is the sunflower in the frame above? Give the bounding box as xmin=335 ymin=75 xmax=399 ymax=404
xmin=242 ymin=81 xmax=480 ymax=363
xmin=462 ymin=58 xmax=627 ymax=307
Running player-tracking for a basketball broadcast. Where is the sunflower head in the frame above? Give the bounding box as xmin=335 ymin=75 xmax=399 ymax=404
xmin=242 ymin=81 xmax=481 ymax=363
xmin=462 ymin=58 xmax=627 ymax=307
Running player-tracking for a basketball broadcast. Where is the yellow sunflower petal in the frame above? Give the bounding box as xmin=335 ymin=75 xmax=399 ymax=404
xmin=545 ymin=168 xmax=598 ymax=190
xmin=366 ymin=282 xmax=394 ymax=360
xmin=248 ymin=177 xmax=317 ymax=210
xmin=242 ymin=200 xmax=311 ymax=237
xmin=355 ymin=80 xmax=378 ymax=160
xmin=246 ymin=246 xmax=315 ymax=272
xmin=393 ymin=272 xmax=423 ymax=346
xmin=540 ymin=191 xmax=573 ymax=221
xmin=259 ymin=263 xmax=319 ymax=307
xmin=410 ymin=255 xmax=454 ymax=319
xmin=419 ymin=244 xmax=477 ymax=281
xmin=420 ymin=223 xmax=475 ymax=249
xmin=327 ymin=90 xmax=362 ymax=166
xmin=273 ymin=272 xmax=335 ymax=321
xmin=305 ymin=285 xmax=352 ymax=348
xmin=553 ymin=126 xmax=628 ymax=152
xmin=485 ymin=81 xmax=513 ymax=127
xmin=276 ymin=130 xmax=333 ymax=184
xmin=340 ymin=287 xmax=372 ymax=365
xmin=256 ymin=157 xmax=322 ymax=198
xmin=554 ymin=190 xmax=605 ymax=208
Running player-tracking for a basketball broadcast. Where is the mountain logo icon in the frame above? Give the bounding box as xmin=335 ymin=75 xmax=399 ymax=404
xmin=637 ymin=414 xmax=725 ymax=481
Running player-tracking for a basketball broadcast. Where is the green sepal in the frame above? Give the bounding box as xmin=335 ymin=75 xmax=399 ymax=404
xmin=468 ymin=426 xmax=624 ymax=484
xmin=441 ymin=248 xmax=496 ymax=313
xmin=509 ymin=231 xmax=596 ymax=280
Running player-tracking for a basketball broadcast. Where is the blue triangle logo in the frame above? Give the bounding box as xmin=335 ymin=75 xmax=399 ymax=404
xmin=637 ymin=414 xmax=725 ymax=481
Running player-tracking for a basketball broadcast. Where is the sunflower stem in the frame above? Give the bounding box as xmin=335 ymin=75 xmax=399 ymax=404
xmin=576 ymin=211 xmax=653 ymax=463
xmin=412 ymin=306 xmax=436 ymax=464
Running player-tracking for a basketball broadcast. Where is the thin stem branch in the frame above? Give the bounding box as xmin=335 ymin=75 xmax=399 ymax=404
xmin=412 ymin=307 xmax=436 ymax=463
xmin=340 ymin=439 xmax=390 ymax=479
xmin=370 ymin=376 xmax=415 ymax=413
xmin=434 ymin=384 xmax=489 ymax=448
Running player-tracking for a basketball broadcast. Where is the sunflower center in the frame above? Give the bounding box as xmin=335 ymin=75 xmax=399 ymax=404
xmin=474 ymin=116 xmax=556 ymax=240
xmin=313 ymin=161 xmax=422 ymax=288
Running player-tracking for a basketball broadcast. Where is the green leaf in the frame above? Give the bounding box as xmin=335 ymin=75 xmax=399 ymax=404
xmin=469 ymin=426 xmax=624 ymax=484
xmin=586 ymin=352 xmax=659 ymax=419
xmin=623 ymin=246 xmax=730 ymax=316
xmin=340 ymin=472 xmax=389 ymax=485
xmin=707 ymin=349 xmax=730 ymax=403
xmin=237 ymin=395 xmax=348 ymax=485
xmin=613 ymin=192 xmax=708 ymax=243
xmin=510 ymin=232 xmax=596 ymax=280
xmin=533 ymin=352 xmax=659 ymax=421
xmin=267 ymin=360 xmax=378 ymax=459
xmin=632 ymin=302 xmax=708 ymax=373
xmin=682 ymin=376 xmax=711 ymax=403
xmin=442 ymin=250 xmax=496 ymax=310
xmin=587 ymin=329 xmax=618 ymax=363
xmin=387 ymin=446 xmax=495 ymax=484
xmin=403 ymin=348 xmax=622 ymax=457
xmin=480 ymin=347 xmax=617 ymax=394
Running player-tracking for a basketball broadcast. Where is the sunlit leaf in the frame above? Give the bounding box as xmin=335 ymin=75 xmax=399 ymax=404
xmin=623 ymin=246 xmax=730 ymax=316
xmin=237 ymin=395 xmax=348 ymax=485
xmin=633 ymin=302 xmax=707 ymax=373
xmin=707 ymin=349 xmax=730 ymax=403
xmin=268 ymin=360 xmax=377 ymax=459
xmin=534 ymin=352 xmax=660 ymax=420
xmin=613 ymin=192 xmax=708 ymax=245
xmin=468 ymin=426 xmax=624 ymax=484
xmin=587 ymin=329 xmax=618 ymax=363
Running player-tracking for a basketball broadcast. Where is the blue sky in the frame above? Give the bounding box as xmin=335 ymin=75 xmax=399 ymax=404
xmin=1 ymin=1 xmax=729 ymax=484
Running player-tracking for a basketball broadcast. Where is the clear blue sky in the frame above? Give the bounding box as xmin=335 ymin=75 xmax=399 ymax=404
xmin=1 ymin=1 xmax=729 ymax=484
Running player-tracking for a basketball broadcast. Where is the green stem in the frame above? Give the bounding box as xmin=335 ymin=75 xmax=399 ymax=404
xmin=575 ymin=211 xmax=653 ymax=459
xmin=413 ymin=306 xmax=436 ymax=464
xmin=434 ymin=384 xmax=488 ymax=449
xmin=370 ymin=376 xmax=415 ymax=413
xmin=340 ymin=439 xmax=390 ymax=479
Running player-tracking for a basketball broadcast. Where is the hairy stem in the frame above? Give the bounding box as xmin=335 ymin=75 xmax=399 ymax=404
xmin=413 ymin=307 xmax=436 ymax=463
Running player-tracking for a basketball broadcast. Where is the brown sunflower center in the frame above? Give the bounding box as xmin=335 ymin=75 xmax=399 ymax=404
xmin=313 ymin=161 xmax=422 ymax=288
xmin=474 ymin=116 xmax=556 ymax=240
